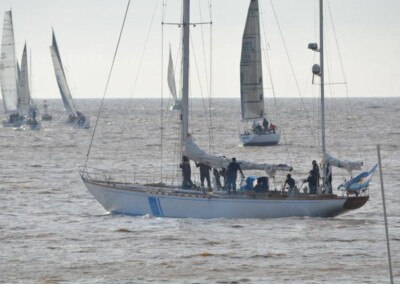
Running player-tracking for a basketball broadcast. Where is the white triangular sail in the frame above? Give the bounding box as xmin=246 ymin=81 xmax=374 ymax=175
xmin=167 ymin=46 xmax=182 ymax=110
xmin=18 ymin=44 xmax=31 ymax=116
xmin=240 ymin=0 xmax=264 ymax=120
xmin=0 ymin=11 xmax=19 ymax=114
xmin=49 ymin=31 xmax=78 ymax=117
xmin=168 ymin=46 xmax=177 ymax=101
xmin=184 ymin=138 xmax=292 ymax=177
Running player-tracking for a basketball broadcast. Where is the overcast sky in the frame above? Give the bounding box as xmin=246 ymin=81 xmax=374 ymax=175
xmin=1 ymin=0 xmax=399 ymax=99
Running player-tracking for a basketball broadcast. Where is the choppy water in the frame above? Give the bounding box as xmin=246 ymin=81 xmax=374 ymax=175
xmin=0 ymin=98 xmax=399 ymax=283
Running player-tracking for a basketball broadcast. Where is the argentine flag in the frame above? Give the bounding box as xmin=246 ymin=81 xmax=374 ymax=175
xmin=338 ymin=164 xmax=378 ymax=191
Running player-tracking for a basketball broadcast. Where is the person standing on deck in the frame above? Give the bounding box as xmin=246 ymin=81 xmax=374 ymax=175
xmin=305 ymin=171 xmax=318 ymax=194
xmin=196 ymin=162 xmax=211 ymax=190
xmin=283 ymin=174 xmax=296 ymax=195
xmin=312 ymin=160 xmax=321 ymax=187
xmin=180 ymin=156 xmax=194 ymax=189
xmin=226 ymin=157 xmax=245 ymax=194
xmin=262 ymin=118 xmax=269 ymax=132
xmin=213 ymin=168 xmax=222 ymax=190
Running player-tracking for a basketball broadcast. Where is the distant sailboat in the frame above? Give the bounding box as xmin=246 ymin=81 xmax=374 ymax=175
xmin=167 ymin=46 xmax=182 ymax=110
xmin=238 ymin=0 xmax=280 ymax=146
xmin=0 ymin=11 xmax=24 ymax=127
xmin=19 ymin=44 xmax=40 ymax=130
xmin=49 ymin=30 xmax=89 ymax=129
xmin=80 ymin=0 xmax=374 ymax=219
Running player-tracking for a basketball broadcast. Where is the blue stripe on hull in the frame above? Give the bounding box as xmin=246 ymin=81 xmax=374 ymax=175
xmin=148 ymin=197 xmax=163 ymax=217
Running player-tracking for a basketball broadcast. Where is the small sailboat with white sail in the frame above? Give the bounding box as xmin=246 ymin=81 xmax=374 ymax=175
xmin=49 ymin=30 xmax=89 ymax=129
xmin=18 ymin=44 xmax=40 ymax=130
xmin=80 ymin=0 xmax=375 ymax=219
xmin=238 ymin=1 xmax=280 ymax=146
xmin=0 ymin=11 xmax=24 ymax=127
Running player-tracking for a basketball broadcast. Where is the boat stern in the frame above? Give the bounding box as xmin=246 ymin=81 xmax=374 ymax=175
xmin=343 ymin=195 xmax=369 ymax=210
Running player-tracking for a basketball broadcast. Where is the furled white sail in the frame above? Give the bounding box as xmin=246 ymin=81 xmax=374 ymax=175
xmin=184 ymin=138 xmax=292 ymax=177
xmin=240 ymin=0 xmax=264 ymax=120
xmin=50 ymin=31 xmax=78 ymax=117
xmin=322 ymin=153 xmax=363 ymax=174
xmin=18 ymin=44 xmax=31 ymax=116
xmin=0 ymin=11 xmax=19 ymax=114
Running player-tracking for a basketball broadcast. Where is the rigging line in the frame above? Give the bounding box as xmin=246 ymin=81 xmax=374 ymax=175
xmin=259 ymin=0 xmax=293 ymax=165
xmin=128 ymin=0 xmax=160 ymax=100
xmin=324 ymin=3 xmax=347 ymax=162
xmin=197 ymin=0 xmax=214 ymax=152
xmin=83 ymin=0 xmax=132 ymax=169
xmin=190 ymin=35 xmax=212 ymax=140
xmin=327 ymin=0 xmax=361 ymax=159
xmin=208 ymin=0 xmax=214 ymax=153
xmin=269 ymin=0 xmax=318 ymax=147
xmin=159 ymin=0 xmax=167 ymax=182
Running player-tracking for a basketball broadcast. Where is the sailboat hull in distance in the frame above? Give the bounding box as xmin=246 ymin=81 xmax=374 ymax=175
xmin=240 ymin=132 xmax=280 ymax=146
xmin=81 ymin=176 xmax=369 ymax=219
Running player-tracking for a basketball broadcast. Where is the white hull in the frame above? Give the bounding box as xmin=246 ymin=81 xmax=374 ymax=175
xmin=66 ymin=116 xmax=90 ymax=129
xmin=2 ymin=117 xmax=24 ymax=127
xmin=75 ymin=118 xmax=90 ymax=129
xmin=82 ymin=177 xmax=368 ymax=219
xmin=240 ymin=132 xmax=280 ymax=146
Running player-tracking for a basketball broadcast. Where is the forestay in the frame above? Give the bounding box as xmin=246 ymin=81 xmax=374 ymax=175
xmin=0 ymin=11 xmax=19 ymax=113
xmin=240 ymin=0 xmax=264 ymax=120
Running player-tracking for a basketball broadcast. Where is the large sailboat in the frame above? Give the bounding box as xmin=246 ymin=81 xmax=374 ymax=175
xmin=80 ymin=0 xmax=375 ymax=218
xmin=49 ymin=30 xmax=90 ymax=129
xmin=239 ymin=0 xmax=280 ymax=146
xmin=0 ymin=11 xmax=24 ymax=127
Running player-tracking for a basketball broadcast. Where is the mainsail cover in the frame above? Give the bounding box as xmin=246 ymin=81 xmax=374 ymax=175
xmin=184 ymin=138 xmax=292 ymax=177
xmin=18 ymin=44 xmax=31 ymax=116
xmin=240 ymin=0 xmax=264 ymax=120
xmin=0 ymin=11 xmax=19 ymax=113
xmin=50 ymin=31 xmax=78 ymax=117
xmin=323 ymin=153 xmax=363 ymax=173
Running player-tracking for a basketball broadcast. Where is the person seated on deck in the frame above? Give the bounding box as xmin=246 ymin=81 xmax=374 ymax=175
xmin=253 ymin=176 xmax=269 ymax=193
xmin=269 ymin=123 xmax=277 ymax=134
xmin=252 ymin=121 xmax=263 ymax=134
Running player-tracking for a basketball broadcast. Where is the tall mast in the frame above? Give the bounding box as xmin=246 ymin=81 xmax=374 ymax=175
xmin=181 ymin=0 xmax=190 ymax=149
xmin=309 ymin=0 xmax=327 ymax=189
xmin=319 ymin=0 xmax=325 ymax=155
xmin=319 ymin=0 xmax=327 ymax=186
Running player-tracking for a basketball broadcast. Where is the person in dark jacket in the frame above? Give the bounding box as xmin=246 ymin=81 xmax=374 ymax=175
xmin=312 ymin=160 xmax=320 ymax=186
xmin=283 ymin=174 xmax=296 ymax=194
xmin=226 ymin=157 xmax=244 ymax=194
xmin=213 ymin=168 xmax=222 ymax=190
xmin=305 ymin=171 xmax=318 ymax=194
xmin=196 ymin=162 xmax=211 ymax=190
xmin=262 ymin=118 xmax=269 ymax=132
xmin=180 ymin=156 xmax=194 ymax=189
